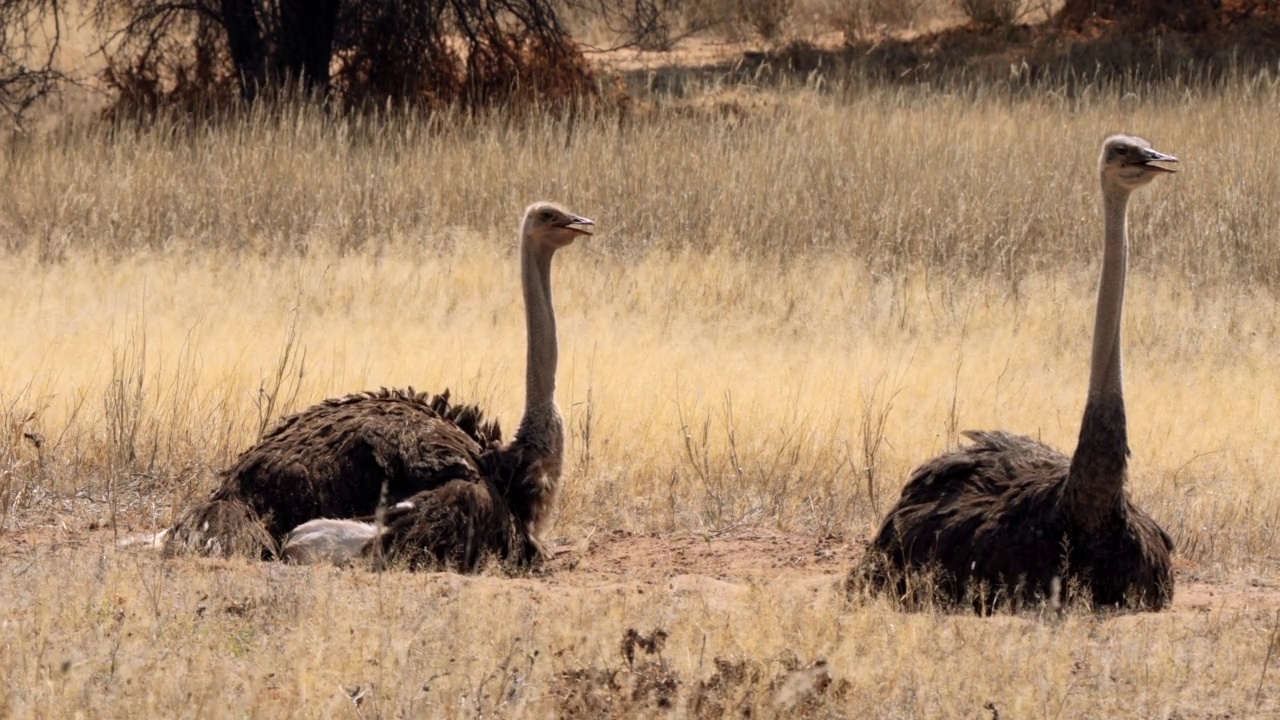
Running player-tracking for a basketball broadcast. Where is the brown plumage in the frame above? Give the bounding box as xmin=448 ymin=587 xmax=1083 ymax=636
xmin=365 ymin=461 xmax=538 ymax=572
xmin=851 ymin=135 xmax=1177 ymax=612
xmin=165 ymin=202 xmax=595 ymax=569
xmin=164 ymin=388 xmax=501 ymax=558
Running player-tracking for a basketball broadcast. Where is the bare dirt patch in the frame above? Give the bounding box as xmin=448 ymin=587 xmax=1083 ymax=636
xmin=543 ymin=528 xmax=1280 ymax=616
xmin=544 ymin=528 xmax=852 ymax=586
xmin=7 ymin=520 xmax=1279 ymax=616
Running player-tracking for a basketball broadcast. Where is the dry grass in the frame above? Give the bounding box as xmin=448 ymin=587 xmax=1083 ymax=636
xmin=4 ymin=550 xmax=1279 ymax=717
xmin=2 ymin=78 xmax=1280 ymax=716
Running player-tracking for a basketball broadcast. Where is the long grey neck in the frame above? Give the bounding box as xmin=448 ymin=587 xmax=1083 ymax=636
xmin=511 ymin=236 xmax=565 ymax=552
xmin=514 ymin=239 xmax=564 ymax=463
xmin=1067 ymin=183 xmax=1132 ymax=529
xmin=1087 ymin=186 xmax=1131 ymax=400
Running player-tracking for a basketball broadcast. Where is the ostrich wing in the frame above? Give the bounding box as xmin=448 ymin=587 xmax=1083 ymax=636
xmin=219 ymin=388 xmax=502 ymax=538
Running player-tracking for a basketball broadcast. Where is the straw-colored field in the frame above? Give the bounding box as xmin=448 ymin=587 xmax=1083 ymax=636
xmin=2 ymin=80 xmax=1280 ymax=716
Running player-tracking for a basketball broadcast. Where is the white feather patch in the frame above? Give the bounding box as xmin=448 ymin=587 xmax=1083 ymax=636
xmin=280 ymin=519 xmax=380 ymax=565
xmin=117 ymin=529 xmax=169 ymax=549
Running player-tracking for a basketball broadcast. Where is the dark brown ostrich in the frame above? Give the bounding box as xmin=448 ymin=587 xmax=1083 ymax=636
xmin=851 ymin=135 xmax=1178 ymax=613
xmin=164 ymin=201 xmax=595 ymax=569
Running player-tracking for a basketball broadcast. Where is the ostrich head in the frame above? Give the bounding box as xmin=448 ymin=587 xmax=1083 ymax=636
xmin=522 ymin=201 xmax=594 ymax=251
xmin=1099 ymin=134 xmax=1178 ymax=193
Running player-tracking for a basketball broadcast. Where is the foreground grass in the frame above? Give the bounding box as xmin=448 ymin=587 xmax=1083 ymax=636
xmin=2 ymin=79 xmax=1279 ymax=716
xmin=2 ymin=544 xmax=1277 ymax=717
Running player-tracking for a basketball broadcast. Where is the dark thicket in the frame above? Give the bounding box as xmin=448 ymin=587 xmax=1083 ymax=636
xmin=1056 ymin=0 xmax=1276 ymax=31
xmin=89 ymin=0 xmax=596 ymax=115
xmin=0 ymin=0 xmax=64 ymax=122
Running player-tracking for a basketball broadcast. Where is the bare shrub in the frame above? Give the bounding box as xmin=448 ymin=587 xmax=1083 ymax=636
xmin=565 ymin=0 xmax=720 ymax=51
xmin=617 ymin=0 xmax=688 ymax=50
xmin=0 ymin=0 xmax=66 ymax=122
xmin=825 ymin=0 xmax=929 ymax=40
xmin=643 ymin=0 xmax=796 ymax=42
xmin=739 ymin=0 xmax=796 ymax=40
xmin=955 ymin=0 xmax=1024 ymax=26
xmin=867 ymin=0 xmax=929 ymax=29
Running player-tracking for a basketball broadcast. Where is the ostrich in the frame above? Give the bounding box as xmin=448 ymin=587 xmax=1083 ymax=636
xmin=851 ymin=135 xmax=1177 ymax=612
xmin=164 ymin=201 xmax=594 ymax=570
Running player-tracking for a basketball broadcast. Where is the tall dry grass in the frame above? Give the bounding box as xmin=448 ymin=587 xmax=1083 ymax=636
xmin=2 ymin=79 xmax=1278 ymax=555
xmin=1 ymin=78 xmax=1279 ymax=716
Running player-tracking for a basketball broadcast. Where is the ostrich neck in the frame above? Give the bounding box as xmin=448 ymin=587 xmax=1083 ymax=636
xmin=1067 ymin=184 xmax=1132 ymax=529
xmin=514 ymin=240 xmax=564 ymax=465
xmin=1087 ymin=187 xmax=1130 ymax=400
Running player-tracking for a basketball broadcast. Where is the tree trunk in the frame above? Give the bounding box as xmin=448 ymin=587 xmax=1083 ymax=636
xmin=274 ymin=0 xmax=341 ymax=94
xmin=220 ymin=0 xmax=266 ymax=100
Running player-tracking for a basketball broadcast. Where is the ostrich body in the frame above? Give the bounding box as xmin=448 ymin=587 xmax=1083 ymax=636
xmin=166 ymin=202 xmax=594 ymax=570
xmin=853 ymin=136 xmax=1177 ymax=612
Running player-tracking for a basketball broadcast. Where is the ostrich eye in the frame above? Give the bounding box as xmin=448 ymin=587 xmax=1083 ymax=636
xmin=1114 ymin=146 xmax=1130 ymax=156
xmin=540 ymin=210 xmax=554 ymax=221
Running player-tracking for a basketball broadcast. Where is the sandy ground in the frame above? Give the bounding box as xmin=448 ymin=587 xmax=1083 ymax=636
xmin=5 ymin=519 xmax=1277 ymax=616
xmin=546 ymin=529 xmax=1280 ymax=616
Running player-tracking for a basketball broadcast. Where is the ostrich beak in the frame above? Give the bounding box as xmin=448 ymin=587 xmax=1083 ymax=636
xmin=562 ymin=215 xmax=595 ymax=236
xmin=1136 ymin=148 xmax=1178 ymax=173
